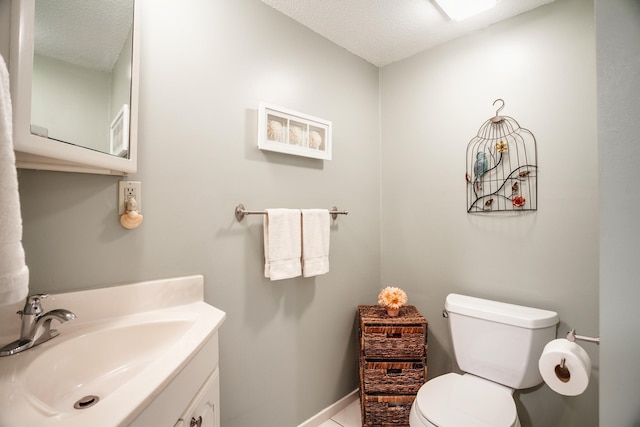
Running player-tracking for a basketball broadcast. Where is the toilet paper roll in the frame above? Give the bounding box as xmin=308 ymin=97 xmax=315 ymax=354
xmin=538 ymin=338 xmax=591 ymax=396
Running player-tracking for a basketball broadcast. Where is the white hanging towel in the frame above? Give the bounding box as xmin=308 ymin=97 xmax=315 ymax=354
xmin=264 ymin=209 xmax=302 ymax=280
xmin=301 ymin=209 xmax=330 ymax=277
xmin=0 ymin=54 xmax=29 ymax=305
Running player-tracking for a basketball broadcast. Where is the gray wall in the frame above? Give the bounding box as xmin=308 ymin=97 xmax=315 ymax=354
xmin=379 ymin=0 xmax=599 ymax=426
xmin=0 ymin=1 xmax=8 ymax=61
xmin=9 ymin=1 xmax=381 ymax=426
xmin=597 ymin=0 xmax=640 ymax=425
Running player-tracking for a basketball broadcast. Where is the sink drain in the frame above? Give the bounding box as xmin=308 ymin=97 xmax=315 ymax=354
xmin=74 ymin=395 xmax=100 ymax=409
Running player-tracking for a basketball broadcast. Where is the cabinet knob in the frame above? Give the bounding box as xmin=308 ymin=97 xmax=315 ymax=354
xmin=190 ymin=416 xmax=202 ymax=427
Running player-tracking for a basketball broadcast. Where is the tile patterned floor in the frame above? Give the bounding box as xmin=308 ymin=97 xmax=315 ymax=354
xmin=318 ymin=399 xmax=362 ymax=427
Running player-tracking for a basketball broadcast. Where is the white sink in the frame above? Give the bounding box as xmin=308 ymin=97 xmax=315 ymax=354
xmin=0 ymin=275 xmax=225 ymax=427
xmin=23 ymin=320 xmax=191 ymax=413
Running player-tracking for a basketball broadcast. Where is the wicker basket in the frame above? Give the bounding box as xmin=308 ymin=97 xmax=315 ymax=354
xmin=362 ymin=325 xmax=426 ymax=359
xmin=363 ymin=394 xmax=415 ymax=427
xmin=362 ymin=361 xmax=426 ymax=394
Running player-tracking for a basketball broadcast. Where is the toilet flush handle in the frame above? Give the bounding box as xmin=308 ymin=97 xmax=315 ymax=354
xmin=442 ymin=309 xmax=449 ymax=318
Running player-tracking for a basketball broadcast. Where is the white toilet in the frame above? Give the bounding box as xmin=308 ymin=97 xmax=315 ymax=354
xmin=409 ymin=293 xmax=559 ymax=427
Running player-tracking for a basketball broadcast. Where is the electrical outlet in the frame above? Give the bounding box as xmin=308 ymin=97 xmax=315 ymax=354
xmin=118 ymin=180 xmax=142 ymax=215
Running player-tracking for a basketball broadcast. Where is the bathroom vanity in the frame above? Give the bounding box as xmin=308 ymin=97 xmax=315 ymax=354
xmin=0 ymin=275 xmax=225 ymax=427
xmin=358 ymin=305 xmax=428 ymax=427
xmin=129 ymin=322 xmax=221 ymax=427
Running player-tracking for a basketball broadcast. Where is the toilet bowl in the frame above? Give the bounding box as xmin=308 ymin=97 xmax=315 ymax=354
xmin=409 ymin=294 xmax=558 ymax=427
xmin=409 ymin=373 xmax=520 ymax=427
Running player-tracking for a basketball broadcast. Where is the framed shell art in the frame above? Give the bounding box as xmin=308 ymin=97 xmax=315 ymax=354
xmin=258 ymin=102 xmax=332 ymax=160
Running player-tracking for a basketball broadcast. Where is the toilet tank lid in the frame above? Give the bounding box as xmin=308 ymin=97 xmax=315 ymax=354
xmin=445 ymin=294 xmax=559 ymax=329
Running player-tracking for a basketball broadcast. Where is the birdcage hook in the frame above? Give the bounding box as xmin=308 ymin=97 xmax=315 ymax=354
xmin=492 ymin=99 xmax=505 ymax=123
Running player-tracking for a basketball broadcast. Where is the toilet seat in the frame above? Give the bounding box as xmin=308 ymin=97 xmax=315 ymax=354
xmin=413 ymin=373 xmax=518 ymax=427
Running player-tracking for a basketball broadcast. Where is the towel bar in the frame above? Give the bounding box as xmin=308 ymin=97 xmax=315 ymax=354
xmin=235 ymin=204 xmax=348 ymax=222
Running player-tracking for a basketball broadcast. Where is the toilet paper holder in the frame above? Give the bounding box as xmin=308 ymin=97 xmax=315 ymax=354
xmin=566 ymin=329 xmax=600 ymax=345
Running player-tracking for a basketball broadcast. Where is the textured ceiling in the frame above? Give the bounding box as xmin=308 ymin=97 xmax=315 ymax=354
xmin=262 ymin=0 xmax=555 ymax=66
xmin=34 ymin=0 xmax=133 ymax=72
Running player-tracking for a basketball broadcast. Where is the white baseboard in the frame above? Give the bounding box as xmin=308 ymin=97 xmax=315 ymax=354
xmin=297 ymin=389 xmax=359 ymax=427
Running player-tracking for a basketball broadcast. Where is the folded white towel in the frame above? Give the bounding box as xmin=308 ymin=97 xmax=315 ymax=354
xmin=264 ymin=209 xmax=302 ymax=281
xmin=301 ymin=209 xmax=330 ymax=277
xmin=0 ymin=54 xmax=29 ymax=305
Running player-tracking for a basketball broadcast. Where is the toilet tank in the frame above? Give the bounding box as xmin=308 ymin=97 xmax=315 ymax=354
xmin=445 ymin=294 xmax=559 ymax=389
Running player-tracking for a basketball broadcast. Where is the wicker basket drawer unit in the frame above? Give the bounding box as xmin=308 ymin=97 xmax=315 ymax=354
xmin=358 ymin=305 xmax=428 ymax=427
xmin=362 ymin=361 xmax=426 ymax=394
xmin=363 ymin=395 xmax=415 ymax=427
xmin=362 ymin=325 xmax=426 ymax=359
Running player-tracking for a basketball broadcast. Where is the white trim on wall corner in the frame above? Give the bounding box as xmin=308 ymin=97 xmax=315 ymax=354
xmin=296 ymin=389 xmax=359 ymax=427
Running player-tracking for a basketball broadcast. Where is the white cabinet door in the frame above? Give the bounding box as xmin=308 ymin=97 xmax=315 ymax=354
xmin=174 ymin=368 xmax=220 ymax=427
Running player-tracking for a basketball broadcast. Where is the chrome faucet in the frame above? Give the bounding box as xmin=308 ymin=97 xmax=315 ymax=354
xmin=0 ymin=294 xmax=76 ymax=357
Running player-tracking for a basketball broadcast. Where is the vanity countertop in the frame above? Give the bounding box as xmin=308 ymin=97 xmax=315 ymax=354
xmin=0 ymin=275 xmax=225 ymax=426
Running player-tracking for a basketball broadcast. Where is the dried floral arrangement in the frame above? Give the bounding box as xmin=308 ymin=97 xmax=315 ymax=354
xmin=378 ymin=287 xmax=408 ymax=310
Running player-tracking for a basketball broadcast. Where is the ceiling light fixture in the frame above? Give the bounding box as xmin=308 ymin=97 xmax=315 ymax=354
xmin=433 ymin=0 xmax=498 ymax=21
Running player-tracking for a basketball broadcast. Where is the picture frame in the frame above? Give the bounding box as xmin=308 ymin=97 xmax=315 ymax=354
xmin=258 ymin=102 xmax=332 ymax=160
xmin=110 ymin=104 xmax=130 ymax=157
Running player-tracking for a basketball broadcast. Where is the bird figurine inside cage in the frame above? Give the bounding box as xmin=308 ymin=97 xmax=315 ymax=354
xmin=466 ymin=99 xmax=538 ymax=213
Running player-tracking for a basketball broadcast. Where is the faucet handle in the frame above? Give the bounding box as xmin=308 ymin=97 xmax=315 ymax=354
xmin=19 ymin=294 xmax=49 ymax=316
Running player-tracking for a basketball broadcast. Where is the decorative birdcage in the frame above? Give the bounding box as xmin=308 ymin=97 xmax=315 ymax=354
xmin=466 ymin=99 xmax=538 ymax=213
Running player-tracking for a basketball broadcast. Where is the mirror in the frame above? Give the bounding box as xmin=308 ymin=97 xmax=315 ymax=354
xmin=10 ymin=0 xmax=139 ymax=175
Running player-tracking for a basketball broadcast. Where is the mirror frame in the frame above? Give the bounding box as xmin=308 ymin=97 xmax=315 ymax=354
xmin=9 ymin=0 xmax=140 ymax=175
